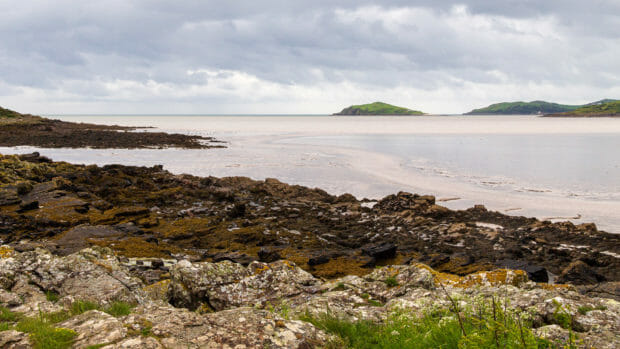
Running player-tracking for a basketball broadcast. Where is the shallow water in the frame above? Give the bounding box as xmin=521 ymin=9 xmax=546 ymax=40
xmin=2 ymin=114 xmax=620 ymax=232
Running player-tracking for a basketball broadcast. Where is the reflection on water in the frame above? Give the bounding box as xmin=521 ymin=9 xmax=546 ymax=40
xmin=282 ymin=133 xmax=620 ymax=201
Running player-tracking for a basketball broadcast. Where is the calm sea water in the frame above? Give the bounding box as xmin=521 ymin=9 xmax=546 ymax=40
xmin=283 ymin=133 xmax=620 ymax=201
xmin=2 ymin=114 xmax=620 ymax=232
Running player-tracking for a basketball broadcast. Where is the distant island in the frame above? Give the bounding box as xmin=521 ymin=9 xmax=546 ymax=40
xmin=465 ymin=99 xmax=617 ymax=115
xmin=544 ymin=100 xmax=620 ymax=117
xmin=333 ymin=102 xmax=424 ymax=115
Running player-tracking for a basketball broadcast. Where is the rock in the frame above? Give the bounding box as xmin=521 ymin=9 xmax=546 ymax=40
xmin=0 ymin=247 xmax=145 ymax=305
xmin=577 ymin=281 xmax=620 ymax=300
xmin=557 ymin=260 xmax=605 ymax=285
xmin=59 ymin=310 xmax=126 ymax=348
xmin=17 ymin=200 xmax=38 ymax=212
xmin=52 ymin=225 xmax=123 ymax=256
xmin=361 ymin=243 xmax=397 ymax=260
xmin=0 ymin=330 xmax=30 ymax=349
xmin=533 ymin=325 xmax=570 ymax=344
xmin=17 ymin=152 xmax=51 ymax=163
xmin=123 ymin=303 xmax=331 ymax=348
xmin=167 ymin=259 xmax=250 ymax=309
xmin=0 ymin=190 xmax=20 ymax=206
xmin=0 ymin=288 xmax=22 ymax=307
xmin=211 ymin=251 xmax=257 ymax=266
xmin=208 ymin=260 xmax=321 ymax=310
xmin=106 ymin=337 xmax=163 ymax=348
xmin=308 ymin=255 xmax=330 ymax=266
xmin=496 ymin=259 xmax=549 ymax=283
xmin=258 ymin=247 xmax=282 ymax=263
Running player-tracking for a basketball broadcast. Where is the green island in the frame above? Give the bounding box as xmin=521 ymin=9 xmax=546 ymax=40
xmin=544 ymin=100 xmax=620 ymax=117
xmin=333 ymin=102 xmax=424 ymax=115
xmin=465 ymin=99 xmax=616 ymax=115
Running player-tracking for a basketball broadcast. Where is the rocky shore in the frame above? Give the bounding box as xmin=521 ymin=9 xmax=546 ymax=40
xmin=0 ymin=246 xmax=618 ymax=348
xmin=0 ymin=107 xmax=224 ymax=149
xmin=1 ymin=152 xmax=619 ymax=347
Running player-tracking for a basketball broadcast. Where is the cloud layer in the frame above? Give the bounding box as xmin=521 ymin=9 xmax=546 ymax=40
xmin=1 ymin=1 xmax=619 ymax=114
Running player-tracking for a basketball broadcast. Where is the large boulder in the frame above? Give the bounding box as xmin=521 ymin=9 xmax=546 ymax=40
xmin=123 ymin=304 xmax=332 ymax=348
xmin=167 ymin=259 xmax=250 ymax=309
xmin=0 ymin=246 xmax=145 ymax=304
xmin=168 ymin=259 xmax=321 ymax=311
xmin=59 ymin=310 xmax=126 ymax=348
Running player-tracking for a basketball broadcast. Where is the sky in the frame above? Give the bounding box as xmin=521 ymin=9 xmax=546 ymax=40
xmin=1 ymin=1 xmax=619 ymax=114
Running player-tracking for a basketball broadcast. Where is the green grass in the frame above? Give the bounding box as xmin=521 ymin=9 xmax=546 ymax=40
xmin=383 ymin=277 xmax=399 ymax=287
xmin=1 ymin=306 xmax=18 ymax=322
xmin=15 ymin=315 xmax=77 ymax=349
xmin=85 ymin=344 xmax=110 ymax=349
xmin=300 ymin=297 xmax=573 ymax=348
xmin=335 ymin=102 xmax=424 ymax=115
xmin=104 ymin=301 xmax=133 ymax=317
xmin=70 ymin=300 xmax=134 ymax=317
xmin=70 ymin=300 xmax=100 ymax=315
xmin=0 ymin=301 xmax=132 ymax=348
xmin=45 ymin=291 xmax=60 ymax=303
xmin=577 ymin=305 xmax=607 ymax=315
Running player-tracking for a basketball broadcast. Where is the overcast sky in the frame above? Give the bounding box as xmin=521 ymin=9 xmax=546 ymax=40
xmin=1 ymin=1 xmax=619 ymax=114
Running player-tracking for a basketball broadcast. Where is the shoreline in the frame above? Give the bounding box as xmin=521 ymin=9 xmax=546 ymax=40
xmin=0 ymin=108 xmax=224 ymax=149
xmin=1 ymin=151 xmax=619 ymax=288
xmin=3 ymin=130 xmax=620 ymax=234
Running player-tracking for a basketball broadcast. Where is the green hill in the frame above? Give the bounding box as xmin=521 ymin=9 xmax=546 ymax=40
xmin=464 ymin=101 xmax=579 ymax=115
xmin=465 ymin=99 xmax=618 ymax=115
xmin=333 ymin=102 xmax=424 ymax=116
xmin=544 ymin=100 xmax=620 ymax=117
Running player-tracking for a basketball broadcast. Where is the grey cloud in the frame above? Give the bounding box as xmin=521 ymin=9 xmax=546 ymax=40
xmin=0 ymin=1 xmax=618 ymax=112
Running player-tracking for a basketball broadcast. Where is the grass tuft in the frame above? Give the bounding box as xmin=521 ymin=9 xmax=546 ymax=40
xmin=103 ymin=301 xmax=133 ymax=317
xmin=70 ymin=300 xmax=100 ymax=316
xmin=300 ymin=296 xmax=572 ymax=348
xmin=384 ymin=277 xmax=399 ymax=287
xmin=45 ymin=291 xmax=60 ymax=303
xmin=1 ymin=306 xmax=18 ymax=322
xmin=15 ymin=314 xmax=76 ymax=349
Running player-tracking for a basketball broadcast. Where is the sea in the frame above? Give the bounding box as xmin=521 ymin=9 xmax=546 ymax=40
xmin=2 ymin=114 xmax=619 ymax=233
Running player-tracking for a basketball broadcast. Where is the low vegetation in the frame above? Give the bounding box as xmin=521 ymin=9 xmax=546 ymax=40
xmin=0 ymin=300 xmax=134 ymax=348
xmin=548 ymin=100 xmax=620 ymax=116
xmin=466 ymin=99 xmax=619 ymax=115
xmin=465 ymin=100 xmax=580 ymax=115
xmin=300 ymin=296 xmax=578 ymax=348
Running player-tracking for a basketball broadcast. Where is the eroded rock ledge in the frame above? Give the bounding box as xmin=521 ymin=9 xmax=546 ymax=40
xmin=0 ymin=247 xmax=618 ymax=348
